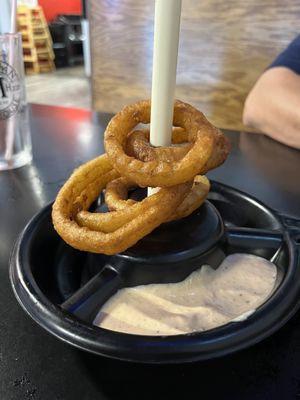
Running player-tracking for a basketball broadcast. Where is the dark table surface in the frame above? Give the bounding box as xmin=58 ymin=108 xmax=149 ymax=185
xmin=1 ymin=104 xmax=300 ymax=400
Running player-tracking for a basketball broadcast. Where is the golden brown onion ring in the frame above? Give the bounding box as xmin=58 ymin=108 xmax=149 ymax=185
xmin=125 ymin=128 xmax=230 ymax=175
xmin=125 ymin=128 xmax=192 ymax=163
xmin=52 ymin=155 xmax=192 ymax=255
xmin=52 ymin=100 xmax=230 ymax=255
xmin=104 ymin=177 xmax=136 ymax=211
xmin=166 ymin=175 xmax=210 ymax=221
xmin=105 ymin=174 xmax=210 ymax=222
xmin=104 ymin=99 xmax=225 ymax=187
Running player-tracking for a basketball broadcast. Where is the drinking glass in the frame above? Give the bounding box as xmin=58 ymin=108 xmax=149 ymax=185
xmin=0 ymin=33 xmax=32 ymax=170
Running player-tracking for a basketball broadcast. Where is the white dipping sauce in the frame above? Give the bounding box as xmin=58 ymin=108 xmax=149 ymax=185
xmin=94 ymin=254 xmax=277 ymax=336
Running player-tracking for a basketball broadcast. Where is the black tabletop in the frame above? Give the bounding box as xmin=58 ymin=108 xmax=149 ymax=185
xmin=1 ymin=104 xmax=300 ymax=400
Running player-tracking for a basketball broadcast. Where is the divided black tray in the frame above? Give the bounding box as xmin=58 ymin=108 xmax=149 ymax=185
xmin=9 ymin=181 xmax=300 ymax=364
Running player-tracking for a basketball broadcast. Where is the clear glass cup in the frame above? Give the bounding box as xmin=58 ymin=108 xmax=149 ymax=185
xmin=0 ymin=33 xmax=32 ymax=170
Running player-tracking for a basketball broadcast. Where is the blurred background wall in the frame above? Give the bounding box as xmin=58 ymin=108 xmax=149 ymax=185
xmin=89 ymin=0 xmax=300 ymax=131
xmin=38 ymin=0 xmax=82 ymax=22
xmin=0 ymin=1 xmax=82 ymax=34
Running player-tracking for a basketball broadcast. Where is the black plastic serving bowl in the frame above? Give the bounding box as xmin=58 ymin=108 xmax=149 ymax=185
xmin=9 ymin=181 xmax=300 ymax=364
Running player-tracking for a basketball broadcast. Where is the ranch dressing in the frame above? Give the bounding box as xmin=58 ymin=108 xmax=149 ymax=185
xmin=94 ymin=254 xmax=277 ymax=335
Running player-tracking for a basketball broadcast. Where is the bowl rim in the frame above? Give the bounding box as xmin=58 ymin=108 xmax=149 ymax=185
xmin=9 ymin=182 xmax=300 ymax=364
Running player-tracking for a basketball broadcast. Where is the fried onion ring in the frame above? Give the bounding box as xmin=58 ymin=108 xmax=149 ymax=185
xmin=104 ymin=99 xmax=227 ymax=188
xmin=125 ymin=128 xmax=192 ymax=163
xmin=125 ymin=128 xmax=230 ymax=175
xmin=52 ymin=99 xmax=230 ymax=255
xmin=166 ymin=175 xmax=210 ymax=221
xmin=104 ymin=175 xmax=210 ymax=222
xmin=104 ymin=177 xmax=137 ymax=211
xmin=52 ymin=155 xmax=192 ymax=255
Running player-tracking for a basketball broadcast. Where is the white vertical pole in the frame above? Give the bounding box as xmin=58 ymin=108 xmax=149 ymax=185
xmin=150 ymin=0 xmax=182 ymax=147
xmin=148 ymin=0 xmax=182 ymax=195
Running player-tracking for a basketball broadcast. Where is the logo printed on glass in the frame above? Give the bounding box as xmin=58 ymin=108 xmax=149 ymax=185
xmin=0 ymin=61 xmax=21 ymax=120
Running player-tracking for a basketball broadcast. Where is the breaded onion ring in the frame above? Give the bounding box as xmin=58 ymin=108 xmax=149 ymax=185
xmin=52 ymin=155 xmax=192 ymax=255
xmin=105 ymin=175 xmax=210 ymax=222
xmin=166 ymin=175 xmax=210 ymax=221
xmin=52 ymin=99 xmax=230 ymax=255
xmin=125 ymin=128 xmax=229 ymax=174
xmin=104 ymin=99 xmax=227 ymax=187
xmin=104 ymin=177 xmax=137 ymax=211
xmin=125 ymin=128 xmax=192 ymax=163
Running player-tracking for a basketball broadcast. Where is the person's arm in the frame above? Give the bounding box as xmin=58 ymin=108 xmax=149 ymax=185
xmin=243 ymin=67 xmax=300 ymax=149
xmin=243 ymin=35 xmax=300 ymax=149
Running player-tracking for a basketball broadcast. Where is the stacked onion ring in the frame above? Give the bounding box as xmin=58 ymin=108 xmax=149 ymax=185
xmin=52 ymin=100 xmax=230 ymax=255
